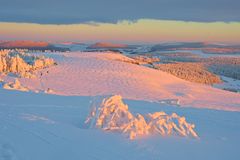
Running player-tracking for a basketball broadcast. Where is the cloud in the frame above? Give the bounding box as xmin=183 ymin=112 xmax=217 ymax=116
xmin=0 ymin=0 xmax=240 ymax=24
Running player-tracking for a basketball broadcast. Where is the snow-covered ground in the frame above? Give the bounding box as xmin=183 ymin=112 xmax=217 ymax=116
xmin=0 ymin=51 xmax=240 ymax=160
xmin=1 ymin=51 xmax=237 ymax=111
xmin=154 ymin=50 xmax=240 ymax=58
xmin=0 ymin=89 xmax=240 ymax=160
xmin=214 ymin=76 xmax=240 ymax=93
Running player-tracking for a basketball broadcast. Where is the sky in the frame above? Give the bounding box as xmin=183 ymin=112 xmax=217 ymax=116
xmin=0 ymin=0 xmax=240 ymax=44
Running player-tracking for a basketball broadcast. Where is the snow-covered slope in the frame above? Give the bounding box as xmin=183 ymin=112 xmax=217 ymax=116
xmin=1 ymin=51 xmax=238 ymax=111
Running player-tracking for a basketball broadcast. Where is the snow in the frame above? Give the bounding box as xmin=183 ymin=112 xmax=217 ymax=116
xmin=0 ymin=89 xmax=240 ymax=160
xmin=3 ymin=78 xmax=29 ymax=92
xmin=85 ymin=95 xmax=198 ymax=139
xmin=157 ymin=50 xmax=240 ymax=58
xmin=0 ymin=50 xmax=55 ymax=78
xmin=1 ymin=51 xmax=238 ymax=111
xmin=0 ymin=50 xmax=240 ymax=159
xmin=214 ymin=76 xmax=240 ymax=93
xmin=88 ymin=42 xmax=128 ymax=49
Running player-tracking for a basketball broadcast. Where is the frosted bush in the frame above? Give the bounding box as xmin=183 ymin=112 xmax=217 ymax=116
xmin=0 ymin=49 xmax=55 ymax=78
xmin=3 ymin=78 xmax=29 ymax=92
xmin=85 ymin=95 xmax=198 ymax=140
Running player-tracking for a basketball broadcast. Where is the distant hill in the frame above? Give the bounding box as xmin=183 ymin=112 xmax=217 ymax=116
xmin=151 ymin=42 xmax=240 ymax=52
xmin=88 ymin=42 xmax=129 ymax=49
xmin=0 ymin=41 xmax=69 ymax=51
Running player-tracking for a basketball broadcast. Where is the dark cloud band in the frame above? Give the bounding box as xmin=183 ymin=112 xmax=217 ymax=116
xmin=0 ymin=0 xmax=239 ymax=24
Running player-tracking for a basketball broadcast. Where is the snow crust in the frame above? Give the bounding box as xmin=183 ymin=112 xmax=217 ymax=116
xmin=86 ymin=95 xmax=198 ymax=139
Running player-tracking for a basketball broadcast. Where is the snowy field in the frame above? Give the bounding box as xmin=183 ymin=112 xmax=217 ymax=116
xmin=0 ymin=50 xmax=240 ymax=160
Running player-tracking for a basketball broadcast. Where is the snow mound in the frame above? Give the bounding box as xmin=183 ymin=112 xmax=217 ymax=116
xmin=85 ymin=95 xmax=198 ymax=139
xmin=3 ymin=78 xmax=29 ymax=92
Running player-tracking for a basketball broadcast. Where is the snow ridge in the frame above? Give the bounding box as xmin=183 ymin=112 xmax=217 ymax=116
xmin=85 ymin=95 xmax=198 ymax=139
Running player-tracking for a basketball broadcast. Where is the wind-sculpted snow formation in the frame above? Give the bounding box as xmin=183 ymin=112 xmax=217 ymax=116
xmin=85 ymin=95 xmax=198 ymax=140
xmin=0 ymin=50 xmax=55 ymax=78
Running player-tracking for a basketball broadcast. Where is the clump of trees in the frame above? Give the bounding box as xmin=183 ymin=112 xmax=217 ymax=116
xmin=155 ymin=62 xmax=222 ymax=85
xmin=205 ymin=57 xmax=240 ymax=80
xmin=130 ymin=55 xmax=160 ymax=65
xmin=3 ymin=78 xmax=29 ymax=92
xmin=0 ymin=50 xmax=56 ymax=78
